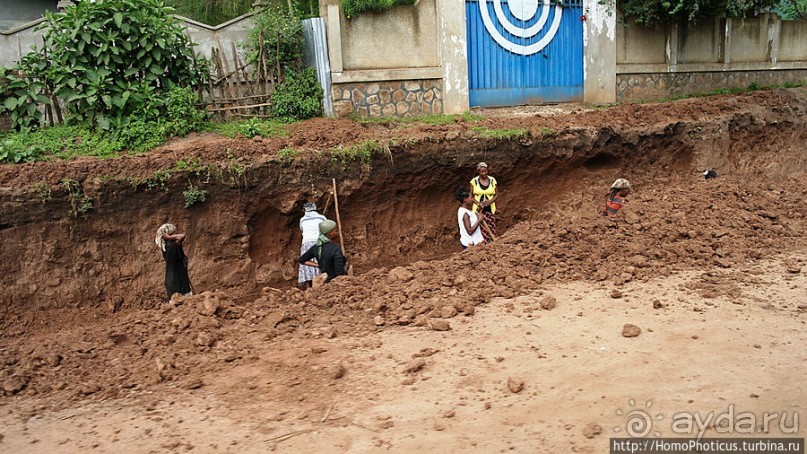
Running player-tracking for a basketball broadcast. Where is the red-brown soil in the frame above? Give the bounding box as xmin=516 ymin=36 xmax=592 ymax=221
xmin=0 ymin=88 xmax=805 ymax=451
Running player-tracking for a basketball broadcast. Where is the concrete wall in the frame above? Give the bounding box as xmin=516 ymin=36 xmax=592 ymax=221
xmin=0 ymin=18 xmax=46 ymax=68
xmin=0 ymin=0 xmax=57 ymax=32
xmin=320 ymin=0 xmax=467 ymax=116
xmin=180 ymin=14 xmax=254 ymax=67
xmin=339 ymin=0 xmax=439 ymax=70
xmin=616 ymin=13 xmax=807 ymax=101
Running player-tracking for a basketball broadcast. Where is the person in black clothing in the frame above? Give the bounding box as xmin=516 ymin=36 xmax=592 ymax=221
xmin=298 ymin=219 xmax=346 ymax=285
xmin=155 ymin=223 xmax=192 ymax=300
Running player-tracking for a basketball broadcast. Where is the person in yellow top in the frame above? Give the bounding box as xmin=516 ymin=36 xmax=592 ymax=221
xmin=470 ymin=162 xmax=499 ymax=242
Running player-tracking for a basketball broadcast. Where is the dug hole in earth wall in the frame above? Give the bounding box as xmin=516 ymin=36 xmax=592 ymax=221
xmin=0 ymin=89 xmax=806 ymax=333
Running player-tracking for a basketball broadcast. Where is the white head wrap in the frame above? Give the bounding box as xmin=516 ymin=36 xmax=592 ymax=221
xmin=155 ymin=223 xmax=176 ymax=252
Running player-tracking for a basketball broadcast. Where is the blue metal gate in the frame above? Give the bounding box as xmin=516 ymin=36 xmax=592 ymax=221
xmin=466 ymin=0 xmax=583 ymax=107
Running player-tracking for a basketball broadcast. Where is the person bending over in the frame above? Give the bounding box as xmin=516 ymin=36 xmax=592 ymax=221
xmin=155 ymin=223 xmax=191 ymax=301
xmin=298 ymin=219 xmax=346 ymax=285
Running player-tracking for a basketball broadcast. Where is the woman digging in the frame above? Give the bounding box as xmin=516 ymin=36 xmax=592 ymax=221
xmin=155 ymin=223 xmax=192 ymax=301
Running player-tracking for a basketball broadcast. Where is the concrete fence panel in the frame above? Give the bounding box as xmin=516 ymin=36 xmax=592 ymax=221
xmin=779 ymin=20 xmax=807 ymax=62
xmin=0 ymin=19 xmax=46 ymax=68
xmin=729 ymin=17 xmax=768 ymax=63
xmin=616 ymin=18 xmax=666 ymax=65
xmin=678 ymin=18 xmax=723 ymax=64
xmin=340 ymin=0 xmax=439 ymax=71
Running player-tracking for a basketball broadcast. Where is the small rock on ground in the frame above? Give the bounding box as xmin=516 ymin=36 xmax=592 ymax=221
xmin=622 ymin=323 xmax=641 ymax=338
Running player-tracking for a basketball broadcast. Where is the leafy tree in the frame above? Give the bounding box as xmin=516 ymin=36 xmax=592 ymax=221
xmin=341 ymin=0 xmax=416 ymax=20
xmin=0 ymin=0 xmax=208 ymax=130
xmin=775 ymin=0 xmax=806 ymax=18
xmin=165 ymin=0 xmax=253 ymax=25
xmin=245 ymin=3 xmax=304 ymax=69
xmin=613 ymin=0 xmax=780 ymax=26
xmin=164 ymin=0 xmax=319 ymax=24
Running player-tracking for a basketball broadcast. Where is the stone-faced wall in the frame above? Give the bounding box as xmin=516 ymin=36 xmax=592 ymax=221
xmin=331 ymin=79 xmax=443 ymax=118
xmin=617 ymin=69 xmax=807 ymax=101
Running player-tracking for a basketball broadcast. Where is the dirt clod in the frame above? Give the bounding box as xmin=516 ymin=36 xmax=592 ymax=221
xmin=507 ymin=378 xmax=525 ymax=394
xmin=428 ymin=319 xmax=451 ymax=331
xmin=2 ymin=377 xmax=27 ymax=395
xmin=583 ymin=422 xmax=603 ymax=439
xmin=388 ymin=267 xmax=414 ymax=282
xmin=622 ymin=324 xmax=642 ymax=338
xmin=403 ymin=358 xmax=426 ymax=374
xmin=539 ymin=296 xmax=557 ymax=310
xmin=440 ymin=306 xmax=458 ymax=318
xmin=184 ymin=379 xmax=204 ymax=390
xmin=197 ymin=293 xmax=220 ymax=317
xmin=328 ymin=362 xmax=347 ymax=379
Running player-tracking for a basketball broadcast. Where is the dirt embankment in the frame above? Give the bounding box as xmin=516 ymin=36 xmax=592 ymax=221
xmin=0 ymin=89 xmax=806 ymax=407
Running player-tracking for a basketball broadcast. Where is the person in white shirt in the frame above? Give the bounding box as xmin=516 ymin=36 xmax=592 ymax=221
xmin=298 ymin=202 xmax=326 ymax=287
xmin=455 ymin=188 xmax=485 ymax=249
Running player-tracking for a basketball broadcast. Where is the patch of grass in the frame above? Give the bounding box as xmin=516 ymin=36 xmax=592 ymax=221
xmin=356 ymin=112 xmax=484 ymax=126
xmin=638 ymin=80 xmax=806 ymax=104
xmin=331 ymin=140 xmax=382 ymax=164
xmin=278 ymin=147 xmax=299 ymax=166
xmin=144 ymin=168 xmax=172 ymax=192
xmin=471 ymin=126 xmax=529 ymax=140
xmin=61 ymin=178 xmax=93 ymax=216
xmin=539 ymin=126 xmax=557 ymax=137
xmin=224 ymin=149 xmax=249 ymax=188
xmin=206 ymin=119 xmax=290 ymax=139
xmin=31 ymin=182 xmax=53 ymax=203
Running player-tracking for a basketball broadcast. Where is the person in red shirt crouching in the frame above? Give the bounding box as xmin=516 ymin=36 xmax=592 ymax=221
xmin=602 ymin=178 xmax=630 ymax=218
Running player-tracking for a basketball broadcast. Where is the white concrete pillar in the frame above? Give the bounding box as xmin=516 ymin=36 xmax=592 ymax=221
xmin=583 ymin=0 xmax=617 ymax=104
xmin=437 ymin=0 xmax=469 ymax=114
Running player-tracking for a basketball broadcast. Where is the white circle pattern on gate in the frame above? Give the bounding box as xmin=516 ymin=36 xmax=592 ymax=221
xmin=479 ymin=0 xmax=562 ymax=55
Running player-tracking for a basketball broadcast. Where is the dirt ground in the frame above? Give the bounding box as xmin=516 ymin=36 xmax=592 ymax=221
xmin=0 ymin=89 xmax=806 ymax=452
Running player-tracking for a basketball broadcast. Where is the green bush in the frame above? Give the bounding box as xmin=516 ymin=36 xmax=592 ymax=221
xmin=183 ymin=183 xmax=207 ymax=208
xmin=0 ymin=0 xmax=208 ymax=131
xmin=270 ymin=67 xmax=322 ymax=121
xmin=0 ymin=137 xmax=38 ymax=163
xmin=613 ymin=0 xmax=779 ymax=26
xmin=341 ymin=0 xmax=417 ymax=19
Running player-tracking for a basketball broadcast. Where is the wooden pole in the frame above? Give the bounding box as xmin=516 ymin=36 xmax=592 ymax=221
xmin=321 ymin=191 xmax=333 ymax=216
xmin=332 ymin=178 xmax=346 ymax=255
xmin=480 ymin=218 xmax=497 ymax=242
